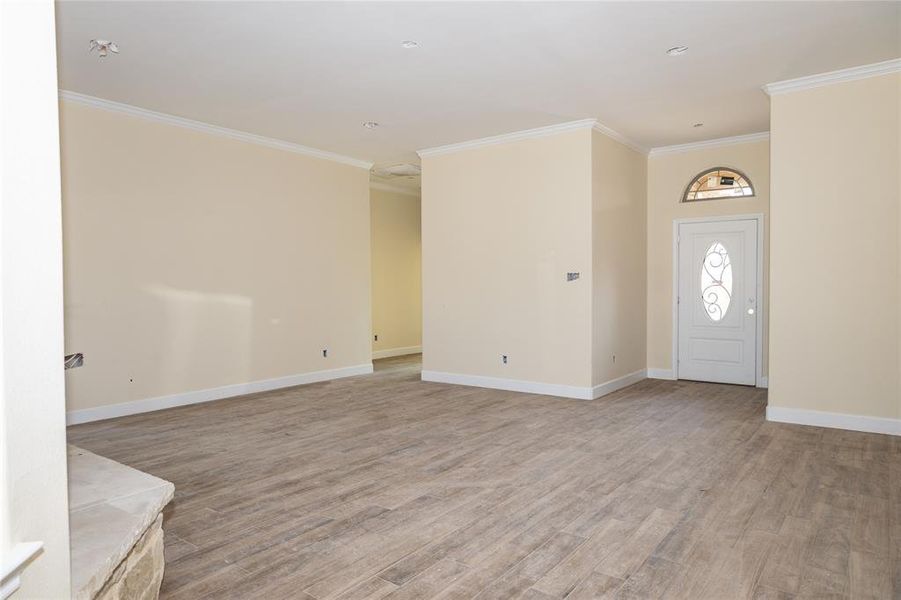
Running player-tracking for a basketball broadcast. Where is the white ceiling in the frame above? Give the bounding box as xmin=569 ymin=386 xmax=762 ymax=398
xmin=55 ymin=2 xmax=900 ymax=165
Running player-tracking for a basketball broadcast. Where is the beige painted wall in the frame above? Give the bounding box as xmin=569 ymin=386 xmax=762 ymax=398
xmin=592 ymin=131 xmax=647 ymax=386
xmin=0 ymin=0 xmax=71 ymax=595
xmin=421 ymin=129 xmax=594 ymax=387
xmin=60 ymin=100 xmax=372 ymax=413
xmin=647 ymin=140 xmax=770 ymax=377
xmin=370 ymin=187 xmax=422 ymax=354
xmin=769 ymin=73 xmax=901 ymax=419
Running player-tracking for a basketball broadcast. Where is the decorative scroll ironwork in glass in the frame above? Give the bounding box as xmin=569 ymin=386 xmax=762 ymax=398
xmin=700 ymin=241 xmax=732 ymax=322
xmin=683 ymin=167 xmax=754 ymax=202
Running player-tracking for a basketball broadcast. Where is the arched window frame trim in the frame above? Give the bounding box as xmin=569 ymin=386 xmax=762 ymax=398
xmin=681 ymin=166 xmax=755 ymax=203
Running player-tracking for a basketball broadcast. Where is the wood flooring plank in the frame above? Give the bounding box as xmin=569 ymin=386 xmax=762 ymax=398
xmin=564 ymin=571 xmax=625 ymax=600
xmin=470 ymin=531 xmax=585 ymax=599
xmin=613 ymin=555 xmax=683 ymax=599
xmin=332 ymin=576 xmax=399 ymax=600
xmin=532 ymin=518 xmax=636 ymax=598
xmin=381 ymin=558 xmax=469 ymax=600
xmin=594 ymin=508 xmax=681 ymax=580
xmin=849 ymin=550 xmax=891 ymax=600
xmin=691 ymin=528 xmax=776 ymax=599
xmin=751 ymin=584 xmax=796 ymax=600
xmin=850 ymin=494 xmax=890 ymax=556
xmin=518 ymin=589 xmax=555 ymax=600
xmin=758 ymin=516 xmax=816 ymax=595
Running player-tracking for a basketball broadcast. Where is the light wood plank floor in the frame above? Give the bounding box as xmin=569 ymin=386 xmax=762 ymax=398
xmin=68 ymin=355 xmax=901 ymax=599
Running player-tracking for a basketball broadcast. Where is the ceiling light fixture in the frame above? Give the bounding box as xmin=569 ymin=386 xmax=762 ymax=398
xmin=665 ymin=45 xmax=688 ymax=57
xmin=693 ymin=123 xmax=704 ymax=128
xmin=362 ymin=121 xmax=379 ymax=129
xmin=89 ymin=39 xmax=119 ymax=58
xmin=400 ymin=40 xmax=420 ymax=49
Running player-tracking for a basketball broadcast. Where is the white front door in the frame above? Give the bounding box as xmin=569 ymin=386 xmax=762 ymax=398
xmin=677 ymin=219 xmax=758 ymax=385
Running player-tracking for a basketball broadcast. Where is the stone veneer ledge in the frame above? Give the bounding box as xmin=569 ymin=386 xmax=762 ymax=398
xmin=68 ymin=446 xmax=174 ymax=600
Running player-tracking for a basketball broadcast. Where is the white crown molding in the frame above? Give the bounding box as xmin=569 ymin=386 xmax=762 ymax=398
xmin=66 ymin=363 xmax=373 ymax=425
xmin=416 ymin=119 xmax=648 ymax=158
xmin=417 ymin=119 xmax=596 ymax=158
xmin=591 ymin=122 xmax=648 ymax=155
xmin=417 ymin=118 xmax=647 ymax=158
xmin=58 ymin=90 xmax=374 ymax=169
xmin=762 ymin=58 xmax=901 ymax=96
xmin=767 ymin=405 xmax=901 ymax=437
xmin=649 ymin=132 xmax=770 ymax=157
xmin=370 ymin=182 xmax=421 ymax=198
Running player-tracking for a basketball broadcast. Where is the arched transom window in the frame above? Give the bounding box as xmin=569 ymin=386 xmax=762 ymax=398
xmin=682 ymin=167 xmax=754 ymax=202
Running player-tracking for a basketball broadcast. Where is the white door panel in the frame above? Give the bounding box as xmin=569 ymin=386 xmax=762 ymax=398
xmin=677 ymin=219 xmax=757 ymax=385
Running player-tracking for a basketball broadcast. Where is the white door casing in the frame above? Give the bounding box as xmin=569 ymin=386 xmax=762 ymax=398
xmin=676 ymin=218 xmax=759 ymax=385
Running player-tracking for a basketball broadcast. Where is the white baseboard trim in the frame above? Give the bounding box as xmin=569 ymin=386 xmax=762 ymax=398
xmin=66 ymin=363 xmax=374 ymax=425
xmin=766 ymin=406 xmax=901 ymax=437
xmin=646 ymin=369 xmax=768 ymax=388
xmin=372 ymin=346 xmax=422 ymax=360
xmin=646 ymin=368 xmax=675 ymax=380
xmin=421 ymin=370 xmax=593 ymax=399
xmin=591 ymin=370 xmax=647 ymax=399
xmin=421 ymin=369 xmax=646 ymax=400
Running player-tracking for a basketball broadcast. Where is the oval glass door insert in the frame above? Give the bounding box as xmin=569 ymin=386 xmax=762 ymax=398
xmin=700 ymin=241 xmax=733 ymax=322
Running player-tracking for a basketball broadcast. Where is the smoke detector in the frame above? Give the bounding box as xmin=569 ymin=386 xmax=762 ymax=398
xmin=89 ymin=39 xmax=119 ymax=58
xmin=371 ymin=163 xmax=422 ymax=179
